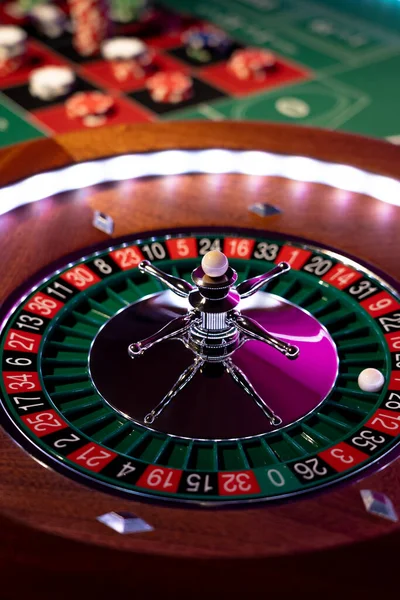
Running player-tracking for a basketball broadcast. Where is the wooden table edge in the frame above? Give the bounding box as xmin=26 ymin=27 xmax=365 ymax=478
xmin=1 ymin=122 xmax=400 ymax=188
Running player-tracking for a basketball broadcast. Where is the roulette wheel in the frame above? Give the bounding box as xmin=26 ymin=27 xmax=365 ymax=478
xmin=0 ymin=122 xmax=400 ymax=598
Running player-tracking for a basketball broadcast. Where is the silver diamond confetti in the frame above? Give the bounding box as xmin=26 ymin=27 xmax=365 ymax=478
xmin=97 ymin=511 xmax=154 ymax=534
xmin=249 ymin=203 xmax=282 ymax=217
xmin=360 ymin=490 xmax=398 ymax=523
xmin=93 ymin=210 xmax=114 ymax=235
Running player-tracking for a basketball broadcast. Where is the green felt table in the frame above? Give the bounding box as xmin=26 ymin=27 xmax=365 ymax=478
xmin=1 ymin=0 xmax=400 ymax=149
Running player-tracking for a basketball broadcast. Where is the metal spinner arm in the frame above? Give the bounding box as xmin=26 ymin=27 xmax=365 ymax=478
xmin=230 ymin=313 xmax=299 ymax=359
xmin=127 ymin=261 xmax=198 ymax=357
xmin=128 ymin=313 xmax=196 ymax=357
xmin=139 ymin=260 xmax=194 ymax=298
xmin=128 ymin=250 xmax=300 ymax=426
xmin=236 ymin=261 xmax=290 ymax=298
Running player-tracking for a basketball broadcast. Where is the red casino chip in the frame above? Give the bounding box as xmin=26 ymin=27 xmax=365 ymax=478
xmin=228 ymin=48 xmax=277 ymax=80
xmin=67 ymin=0 xmax=111 ymax=57
xmin=146 ymin=72 xmax=193 ymax=104
xmin=66 ymin=91 xmax=115 ymax=127
xmin=66 ymin=91 xmax=114 ymax=118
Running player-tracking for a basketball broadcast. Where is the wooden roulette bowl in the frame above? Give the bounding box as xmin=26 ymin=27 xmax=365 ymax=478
xmin=0 ymin=122 xmax=399 ymax=599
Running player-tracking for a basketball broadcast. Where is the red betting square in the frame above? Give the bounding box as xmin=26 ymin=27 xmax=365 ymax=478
xmin=146 ymin=31 xmax=187 ymax=50
xmin=365 ymin=408 xmax=400 ymax=437
xmin=322 ymin=264 xmax=363 ymax=289
xmin=319 ymin=442 xmax=368 ymax=472
xmin=360 ymin=291 xmax=400 ymax=318
xmin=218 ymin=471 xmax=260 ymax=495
xmin=82 ymin=52 xmax=190 ymax=93
xmin=31 ymin=95 xmax=153 ymax=135
xmin=199 ymin=56 xmax=310 ymax=97
xmin=166 ymin=237 xmax=198 ymax=259
xmin=21 ymin=409 xmax=68 ymax=438
xmin=385 ymin=331 xmax=400 ymax=353
xmin=146 ymin=19 xmax=204 ymax=50
xmin=67 ymin=442 xmax=117 ymax=472
xmin=3 ymin=371 xmax=42 ymax=394
xmin=4 ymin=329 xmax=42 ymax=354
xmin=389 ymin=372 xmax=400 ymax=391
xmin=24 ymin=292 xmax=64 ymax=319
xmin=60 ymin=265 xmax=101 ymax=291
xmin=276 ymin=245 xmax=311 ymax=269
xmin=0 ymin=41 xmax=67 ymax=89
xmin=110 ymin=245 xmax=145 ymax=270
xmin=136 ymin=466 xmax=182 ymax=493
xmin=223 ymin=237 xmax=255 ymax=259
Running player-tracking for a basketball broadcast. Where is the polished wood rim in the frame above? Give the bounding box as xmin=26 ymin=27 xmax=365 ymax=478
xmin=0 ymin=123 xmax=399 ymax=596
xmin=1 ymin=122 xmax=400 ymax=187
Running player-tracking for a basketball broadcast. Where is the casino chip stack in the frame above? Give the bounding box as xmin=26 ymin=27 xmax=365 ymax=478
xmin=228 ymin=48 xmax=277 ymax=80
xmin=182 ymin=26 xmax=234 ymax=63
xmin=146 ymin=72 xmax=193 ymax=104
xmin=29 ymin=4 xmax=67 ymax=39
xmin=0 ymin=26 xmax=27 ymax=78
xmin=67 ymin=0 xmax=111 ymax=57
xmin=66 ymin=91 xmax=115 ymax=127
xmin=29 ymin=66 xmax=76 ymax=101
xmin=101 ymin=37 xmax=154 ymax=82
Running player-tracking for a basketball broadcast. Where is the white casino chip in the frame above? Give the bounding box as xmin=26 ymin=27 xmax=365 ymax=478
xmin=30 ymin=4 xmax=63 ymax=22
xmin=0 ymin=26 xmax=27 ymax=58
xmin=30 ymin=4 xmax=66 ymax=39
xmin=29 ymin=66 xmax=76 ymax=101
xmin=101 ymin=37 xmax=148 ymax=61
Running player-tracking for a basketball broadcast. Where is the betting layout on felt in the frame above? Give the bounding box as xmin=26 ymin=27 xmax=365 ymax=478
xmin=0 ymin=1 xmax=310 ymax=137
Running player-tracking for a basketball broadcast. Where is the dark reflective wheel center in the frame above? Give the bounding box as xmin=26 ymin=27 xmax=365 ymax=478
xmin=1 ymin=227 xmax=398 ymax=505
xmin=89 ymin=290 xmax=339 ymax=439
